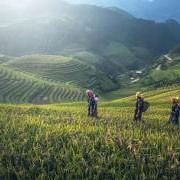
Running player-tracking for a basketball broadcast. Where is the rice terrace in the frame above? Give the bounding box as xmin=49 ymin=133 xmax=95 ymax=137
xmin=1 ymin=86 xmax=180 ymax=179
xmin=0 ymin=0 xmax=180 ymax=179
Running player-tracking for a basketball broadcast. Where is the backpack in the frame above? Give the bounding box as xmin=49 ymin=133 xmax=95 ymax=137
xmin=142 ymin=101 xmax=150 ymax=112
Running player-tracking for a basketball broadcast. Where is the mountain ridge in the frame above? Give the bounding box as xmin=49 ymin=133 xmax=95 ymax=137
xmin=0 ymin=1 xmax=180 ymax=103
xmin=66 ymin=0 xmax=180 ymax=22
xmin=0 ymin=3 xmax=180 ymax=60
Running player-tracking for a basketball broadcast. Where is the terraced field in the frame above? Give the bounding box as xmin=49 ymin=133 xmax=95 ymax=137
xmin=0 ymin=55 xmax=11 ymax=64
xmin=0 ymin=52 xmax=179 ymax=104
xmin=0 ymin=87 xmax=180 ymax=179
xmin=142 ymin=53 xmax=180 ymax=87
xmin=111 ymin=86 xmax=180 ymax=104
xmin=6 ymin=55 xmax=117 ymax=91
xmin=0 ymin=65 xmax=84 ymax=103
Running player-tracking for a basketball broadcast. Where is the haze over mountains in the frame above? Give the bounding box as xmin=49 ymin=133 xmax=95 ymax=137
xmin=0 ymin=0 xmax=180 ymax=102
xmin=1 ymin=2 xmax=180 ymax=179
xmin=66 ymin=0 xmax=180 ymax=22
xmin=0 ymin=0 xmax=180 ymax=58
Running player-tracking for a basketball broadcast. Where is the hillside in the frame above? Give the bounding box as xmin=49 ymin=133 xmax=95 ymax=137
xmin=1 ymin=1 xmax=180 ymax=179
xmin=0 ymin=64 xmax=84 ymax=104
xmin=141 ymin=47 xmax=180 ymax=87
xmin=67 ymin=0 xmax=180 ymax=22
xmin=0 ymin=54 xmax=120 ymax=104
xmin=0 ymin=48 xmax=179 ymax=103
xmin=0 ymin=1 xmax=180 ymax=76
xmin=0 ymin=54 xmax=12 ymax=64
xmin=5 ymin=54 xmax=118 ymax=92
xmin=102 ymin=46 xmax=180 ymax=100
xmin=108 ymin=86 xmax=180 ymax=105
xmin=1 ymin=86 xmax=180 ymax=179
xmin=0 ymin=2 xmax=180 ymax=103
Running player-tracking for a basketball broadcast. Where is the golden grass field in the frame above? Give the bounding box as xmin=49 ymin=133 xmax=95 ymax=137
xmin=0 ymin=86 xmax=180 ymax=179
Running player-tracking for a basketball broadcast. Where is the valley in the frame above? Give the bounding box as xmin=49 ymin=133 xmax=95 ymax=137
xmin=0 ymin=1 xmax=180 ymax=179
xmin=0 ymin=45 xmax=179 ymax=103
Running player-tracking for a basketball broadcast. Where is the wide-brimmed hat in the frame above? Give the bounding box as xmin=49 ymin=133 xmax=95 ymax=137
xmin=171 ymin=96 xmax=179 ymax=103
xmin=136 ymin=92 xmax=143 ymax=97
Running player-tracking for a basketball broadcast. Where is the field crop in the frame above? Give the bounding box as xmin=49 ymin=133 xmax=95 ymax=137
xmin=6 ymin=55 xmax=117 ymax=91
xmin=0 ymin=65 xmax=84 ymax=103
xmin=1 ymin=88 xmax=180 ymax=179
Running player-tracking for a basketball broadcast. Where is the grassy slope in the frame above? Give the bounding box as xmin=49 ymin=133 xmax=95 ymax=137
xmin=103 ymin=51 xmax=180 ymax=100
xmin=0 ymin=86 xmax=180 ymax=179
xmin=0 ymin=48 xmax=179 ymax=103
xmin=141 ymin=53 xmax=180 ymax=86
xmin=6 ymin=54 xmax=118 ymax=92
xmin=0 ymin=65 xmax=84 ymax=103
xmin=0 ymin=54 xmax=12 ymax=64
xmin=1 ymin=52 xmax=179 ymax=103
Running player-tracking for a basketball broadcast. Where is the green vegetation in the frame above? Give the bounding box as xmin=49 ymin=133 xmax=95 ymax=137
xmin=0 ymin=2 xmax=180 ymax=179
xmin=0 ymin=65 xmax=84 ymax=103
xmin=110 ymin=86 xmax=180 ymax=104
xmin=1 ymin=1 xmax=180 ymax=72
xmin=1 ymin=87 xmax=180 ymax=179
xmin=6 ymin=54 xmax=117 ymax=92
xmin=0 ymin=54 xmax=11 ymax=64
xmin=141 ymin=53 xmax=180 ymax=87
xmin=0 ymin=1 xmax=180 ymax=104
xmin=0 ymin=50 xmax=179 ymax=103
xmin=170 ymin=44 xmax=180 ymax=56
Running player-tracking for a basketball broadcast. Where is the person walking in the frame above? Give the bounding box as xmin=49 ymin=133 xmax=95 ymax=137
xmin=169 ymin=97 xmax=180 ymax=125
xmin=134 ymin=92 xmax=144 ymax=121
xmin=86 ymin=90 xmax=99 ymax=117
xmin=86 ymin=90 xmax=94 ymax=116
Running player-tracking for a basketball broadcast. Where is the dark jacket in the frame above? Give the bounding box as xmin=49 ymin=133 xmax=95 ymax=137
xmin=88 ymin=96 xmax=96 ymax=108
xmin=136 ymin=97 xmax=144 ymax=112
xmin=171 ymin=103 xmax=180 ymax=123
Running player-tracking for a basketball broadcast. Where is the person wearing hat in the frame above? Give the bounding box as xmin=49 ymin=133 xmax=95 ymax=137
xmin=134 ymin=92 xmax=144 ymax=121
xmin=86 ymin=89 xmax=98 ymax=117
xmin=169 ymin=97 xmax=180 ymax=125
xmin=86 ymin=90 xmax=94 ymax=116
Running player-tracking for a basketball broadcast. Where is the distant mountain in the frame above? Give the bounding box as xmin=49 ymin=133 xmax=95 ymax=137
xmin=66 ymin=0 xmax=180 ymax=22
xmin=0 ymin=0 xmax=180 ymax=102
xmin=141 ymin=45 xmax=180 ymax=87
xmin=0 ymin=1 xmax=180 ymax=77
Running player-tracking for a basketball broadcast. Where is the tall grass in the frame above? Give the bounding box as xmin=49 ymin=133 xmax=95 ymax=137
xmin=1 ymin=99 xmax=179 ymax=179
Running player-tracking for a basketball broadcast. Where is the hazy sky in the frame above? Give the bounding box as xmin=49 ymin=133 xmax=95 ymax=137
xmin=0 ymin=0 xmax=155 ymax=7
xmin=0 ymin=0 xmax=179 ymax=23
xmin=65 ymin=0 xmax=155 ymax=6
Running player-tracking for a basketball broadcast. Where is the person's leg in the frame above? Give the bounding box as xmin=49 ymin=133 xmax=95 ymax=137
xmin=95 ymin=104 xmax=98 ymax=117
xmin=90 ymin=106 xmax=94 ymax=116
xmin=138 ymin=111 xmax=142 ymax=121
xmin=134 ymin=109 xmax=138 ymax=121
xmin=88 ymin=104 xmax=90 ymax=116
xmin=169 ymin=115 xmax=172 ymax=124
xmin=92 ymin=104 xmax=96 ymax=117
xmin=171 ymin=114 xmax=178 ymax=125
xmin=174 ymin=117 xmax=179 ymax=125
xmin=172 ymin=119 xmax=176 ymax=125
